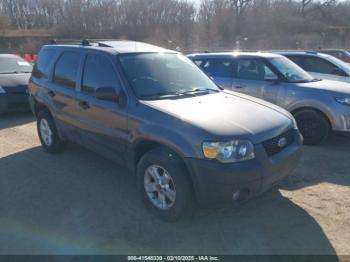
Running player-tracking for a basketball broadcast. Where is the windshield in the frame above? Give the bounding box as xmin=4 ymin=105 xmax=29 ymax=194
xmin=118 ymin=53 xmax=219 ymax=99
xmin=268 ymin=57 xmax=315 ymax=83
xmin=0 ymin=56 xmax=33 ymax=74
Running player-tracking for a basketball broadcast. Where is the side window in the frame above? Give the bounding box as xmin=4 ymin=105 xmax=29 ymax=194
xmin=82 ymin=54 xmax=120 ymax=96
xmin=53 ymin=51 xmax=82 ymax=89
xmin=236 ymin=59 xmax=276 ymax=81
xmin=32 ymin=49 xmax=56 ymax=79
xmin=285 ymin=55 xmax=304 ymax=67
xmin=303 ymin=57 xmax=337 ymax=74
xmin=264 ymin=65 xmax=278 ymax=80
xmin=193 ymin=59 xmax=205 ymax=67
xmin=200 ymin=59 xmax=234 ymax=78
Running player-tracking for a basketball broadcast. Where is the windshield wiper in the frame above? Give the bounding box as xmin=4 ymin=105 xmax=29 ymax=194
xmin=0 ymin=71 xmax=31 ymax=74
xmin=291 ymin=78 xmax=322 ymax=83
xmin=139 ymin=88 xmax=220 ymax=100
xmin=179 ymin=88 xmax=220 ymax=95
xmin=139 ymin=92 xmax=183 ymax=100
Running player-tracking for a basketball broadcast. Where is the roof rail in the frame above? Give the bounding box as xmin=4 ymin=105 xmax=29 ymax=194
xmin=306 ymin=50 xmax=318 ymax=54
xmin=48 ymin=39 xmax=119 ymax=47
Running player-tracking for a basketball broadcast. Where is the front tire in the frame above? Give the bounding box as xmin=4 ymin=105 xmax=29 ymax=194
xmin=37 ymin=109 xmax=65 ymax=153
xmin=294 ymin=109 xmax=330 ymax=145
xmin=137 ymin=147 xmax=193 ymax=222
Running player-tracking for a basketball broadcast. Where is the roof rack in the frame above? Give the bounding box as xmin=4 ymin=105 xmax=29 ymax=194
xmin=306 ymin=50 xmax=319 ymax=54
xmin=49 ymin=39 xmax=120 ymax=48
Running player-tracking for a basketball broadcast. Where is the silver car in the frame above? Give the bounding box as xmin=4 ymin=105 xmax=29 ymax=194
xmin=277 ymin=51 xmax=350 ymax=83
xmin=188 ymin=52 xmax=350 ymax=145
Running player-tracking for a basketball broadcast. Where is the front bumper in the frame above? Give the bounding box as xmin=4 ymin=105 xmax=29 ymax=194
xmin=0 ymin=93 xmax=30 ymax=113
xmin=185 ymin=130 xmax=303 ymax=207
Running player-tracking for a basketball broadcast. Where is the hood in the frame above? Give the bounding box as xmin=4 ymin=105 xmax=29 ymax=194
xmin=0 ymin=73 xmax=31 ymax=93
xmin=296 ymin=79 xmax=350 ymax=95
xmin=141 ymin=92 xmax=293 ymax=143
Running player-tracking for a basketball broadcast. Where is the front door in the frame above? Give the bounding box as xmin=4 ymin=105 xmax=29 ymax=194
xmin=231 ymin=58 xmax=268 ymax=99
xmin=231 ymin=58 xmax=284 ymax=105
xmin=75 ymin=53 xmax=128 ymax=164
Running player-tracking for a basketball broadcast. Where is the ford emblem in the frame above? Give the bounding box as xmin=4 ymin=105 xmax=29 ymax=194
xmin=278 ymin=137 xmax=287 ymax=148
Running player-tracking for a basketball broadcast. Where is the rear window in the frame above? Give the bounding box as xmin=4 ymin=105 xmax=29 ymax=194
xmin=53 ymin=51 xmax=82 ymax=89
xmin=0 ymin=56 xmax=33 ymax=74
xmin=196 ymin=59 xmax=234 ymax=78
xmin=32 ymin=49 xmax=56 ymax=79
xmin=285 ymin=55 xmax=304 ymax=67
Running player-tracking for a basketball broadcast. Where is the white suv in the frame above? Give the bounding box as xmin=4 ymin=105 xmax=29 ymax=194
xmin=277 ymin=51 xmax=350 ymax=84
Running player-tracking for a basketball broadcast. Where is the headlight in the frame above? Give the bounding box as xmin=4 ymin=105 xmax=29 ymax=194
xmin=0 ymin=86 xmax=5 ymax=94
xmin=335 ymin=97 xmax=350 ymax=106
xmin=202 ymin=140 xmax=255 ymax=163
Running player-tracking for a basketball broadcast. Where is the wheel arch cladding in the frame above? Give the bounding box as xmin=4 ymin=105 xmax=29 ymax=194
xmin=291 ymin=106 xmax=332 ymax=130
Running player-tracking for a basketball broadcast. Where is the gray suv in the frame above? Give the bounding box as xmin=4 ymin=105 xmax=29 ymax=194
xmin=189 ymin=52 xmax=350 ymax=145
xmin=28 ymin=41 xmax=302 ymax=221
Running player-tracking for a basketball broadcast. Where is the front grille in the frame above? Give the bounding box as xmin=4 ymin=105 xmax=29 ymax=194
xmin=262 ymin=128 xmax=294 ymax=156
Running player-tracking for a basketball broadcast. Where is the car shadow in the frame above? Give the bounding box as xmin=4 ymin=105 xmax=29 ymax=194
xmin=0 ymin=112 xmax=34 ymax=130
xmin=0 ymin=146 xmax=337 ymax=256
xmin=280 ymin=134 xmax=350 ymax=191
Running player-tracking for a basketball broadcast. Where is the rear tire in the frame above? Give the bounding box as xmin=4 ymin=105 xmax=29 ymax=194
xmin=37 ymin=109 xmax=65 ymax=153
xmin=137 ymin=147 xmax=193 ymax=222
xmin=294 ymin=109 xmax=330 ymax=145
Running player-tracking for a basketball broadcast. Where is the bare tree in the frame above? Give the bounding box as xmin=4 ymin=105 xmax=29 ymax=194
xmin=1 ymin=0 xmax=350 ymax=51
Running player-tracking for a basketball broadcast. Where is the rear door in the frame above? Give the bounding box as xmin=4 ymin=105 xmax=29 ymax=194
xmin=75 ymin=52 xmax=128 ymax=164
xmin=193 ymin=58 xmax=234 ymax=89
xmin=48 ymin=50 xmax=83 ymax=141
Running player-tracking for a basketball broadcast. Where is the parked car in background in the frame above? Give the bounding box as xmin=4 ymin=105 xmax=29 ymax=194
xmin=188 ymin=52 xmax=350 ymax=145
xmin=276 ymin=51 xmax=350 ymax=83
xmin=0 ymin=54 xmax=33 ymax=113
xmin=28 ymin=40 xmax=302 ymax=221
xmin=319 ymin=49 xmax=350 ymax=64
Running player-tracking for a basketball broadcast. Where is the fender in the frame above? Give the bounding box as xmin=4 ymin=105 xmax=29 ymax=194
xmin=131 ymin=123 xmax=200 ymax=159
xmin=286 ymin=99 xmax=335 ymax=127
xmin=33 ymin=90 xmax=57 ymax=117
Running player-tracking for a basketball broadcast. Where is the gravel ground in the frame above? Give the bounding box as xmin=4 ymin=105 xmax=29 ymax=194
xmin=0 ymin=113 xmax=349 ymax=256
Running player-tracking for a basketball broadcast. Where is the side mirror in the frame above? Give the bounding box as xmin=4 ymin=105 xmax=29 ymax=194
xmin=95 ymin=87 xmax=119 ymax=102
xmin=264 ymin=75 xmax=279 ymax=82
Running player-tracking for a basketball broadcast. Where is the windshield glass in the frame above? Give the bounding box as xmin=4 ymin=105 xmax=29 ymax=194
xmin=118 ymin=53 xmax=219 ymax=99
xmin=0 ymin=56 xmax=33 ymax=74
xmin=268 ymin=56 xmax=315 ymax=83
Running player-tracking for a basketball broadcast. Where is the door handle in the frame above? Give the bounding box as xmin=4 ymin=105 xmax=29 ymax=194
xmin=78 ymin=101 xmax=90 ymax=110
xmin=48 ymin=90 xmax=56 ymax=97
xmin=234 ymin=85 xmax=245 ymax=89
